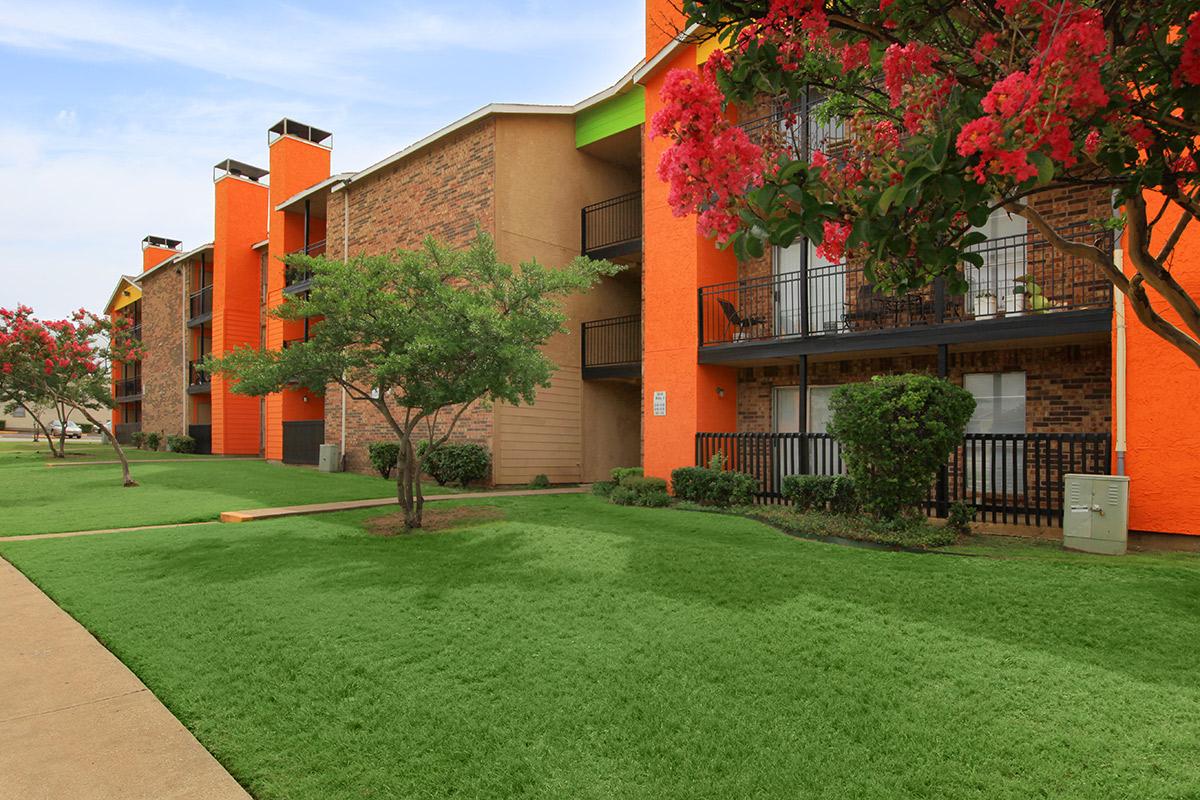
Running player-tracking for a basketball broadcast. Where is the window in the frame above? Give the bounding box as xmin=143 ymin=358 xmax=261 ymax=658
xmin=966 ymin=210 xmax=1028 ymax=318
xmin=773 ymin=385 xmax=843 ymax=477
xmin=963 ymin=372 xmax=1026 ymax=493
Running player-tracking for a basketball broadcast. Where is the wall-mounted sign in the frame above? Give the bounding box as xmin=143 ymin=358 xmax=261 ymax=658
xmin=653 ymin=391 xmax=667 ymax=417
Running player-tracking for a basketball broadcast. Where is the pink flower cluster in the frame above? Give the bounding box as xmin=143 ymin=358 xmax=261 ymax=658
xmin=882 ymin=42 xmax=954 ymax=133
xmin=651 ymin=52 xmax=765 ymax=241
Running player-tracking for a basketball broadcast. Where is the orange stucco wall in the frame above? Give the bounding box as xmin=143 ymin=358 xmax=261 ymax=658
xmin=142 ymin=245 xmax=176 ymax=272
xmin=1118 ymin=199 xmax=1200 ymax=535
xmin=265 ymin=135 xmax=331 ymax=460
xmin=212 ymin=174 xmax=268 ymax=455
xmin=646 ymin=0 xmax=686 ymax=59
xmin=642 ymin=45 xmax=739 ymax=482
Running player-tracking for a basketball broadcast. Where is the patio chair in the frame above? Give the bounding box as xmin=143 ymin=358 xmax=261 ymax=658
xmin=717 ymin=299 xmax=766 ymax=341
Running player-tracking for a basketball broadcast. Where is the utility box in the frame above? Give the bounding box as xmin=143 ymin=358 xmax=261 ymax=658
xmin=318 ymin=444 xmax=342 ymax=473
xmin=1063 ymin=474 xmax=1130 ymax=555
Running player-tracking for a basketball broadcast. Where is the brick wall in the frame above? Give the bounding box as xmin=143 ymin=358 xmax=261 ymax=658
xmin=322 ymin=119 xmax=497 ymax=476
xmin=737 ymin=342 xmax=1111 ymax=434
xmin=138 ymin=266 xmax=186 ymax=440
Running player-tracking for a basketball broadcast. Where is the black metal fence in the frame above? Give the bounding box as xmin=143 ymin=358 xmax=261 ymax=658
xmin=695 ymin=431 xmax=1110 ymax=526
xmin=582 ymin=191 xmax=642 ymax=258
xmin=188 ymin=361 xmax=210 ymax=388
xmin=114 ymin=378 xmax=141 ymax=398
xmin=189 ymin=285 xmax=212 ymax=320
xmin=283 ymin=420 xmax=324 ymax=465
xmin=699 ymin=224 xmax=1113 ymax=347
xmin=581 ymin=315 xmax=641 ymax=376
xmin=285 ymin=240 xmax=326 ymax=289
xmin=114 ymin=422 xmax=141 ymax=444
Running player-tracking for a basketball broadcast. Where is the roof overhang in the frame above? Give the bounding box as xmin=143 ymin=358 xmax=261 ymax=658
xmin=276 ymin=172 xmax=354 ymax=216
xmin=104 ymin=276 xmax=140 ymax=315
xmin=633 ymin=23 xmax=704 ymax=84
xmin=135 ymin=242 xmax=213 ymax=282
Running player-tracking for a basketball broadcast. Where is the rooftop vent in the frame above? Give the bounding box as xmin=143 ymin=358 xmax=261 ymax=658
xmin=142 ymin=235 xmax=183 ymax=251
xmin=268 ymin=119 xmax=332 ymax=147
xmin=213 ymin=159 xmax=269 ymax=183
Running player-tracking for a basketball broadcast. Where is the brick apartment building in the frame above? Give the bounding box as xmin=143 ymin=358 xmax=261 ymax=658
xmin=105 ymin=0 xmax=1200 ymax=541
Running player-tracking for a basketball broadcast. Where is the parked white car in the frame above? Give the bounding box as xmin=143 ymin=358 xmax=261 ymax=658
xmin=50 ymin=420 xmax=83 ymax=439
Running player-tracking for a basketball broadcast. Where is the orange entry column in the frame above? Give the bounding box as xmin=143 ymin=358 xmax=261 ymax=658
xmin=1118 ymin=198 xmax=1200 ymax=536
xmin=265 ymin=121 xmax=332 ymax=461
xmin=641 ymin=42 xmax=739 ymax=483
xmin=211 ymin=160 xmax=268 ymax=456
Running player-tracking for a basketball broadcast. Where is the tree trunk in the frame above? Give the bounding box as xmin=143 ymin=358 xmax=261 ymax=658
xmin=27 ymin=406 xmax=61 ymax=457
xmin=396 ymin=436 xmax=422 ymax=529
xmin=74 ymin=406 xmax=136 ymax=487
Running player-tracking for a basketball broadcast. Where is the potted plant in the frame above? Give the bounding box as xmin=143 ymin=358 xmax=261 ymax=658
xmin=1013 ymin=274 xmax=1050 ymax=312
xmin=972 ymin=290 xmax=997 ymax=319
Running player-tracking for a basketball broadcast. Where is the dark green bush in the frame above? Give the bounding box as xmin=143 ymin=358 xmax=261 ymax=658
xmin=591 ymin=481 xmax=616 ymax=497
xmin=130 ymin=431 xmax=146 ymax=449
xmin=783 ymin=474 xmax=860 ymax=513
xmin=610 ymin=484 xmax=671 ymax=508
xmin=611 ymin=466 xmax=644 ymax=485
xmin=79 ymin=423 xmax=94 ymax=434
xmin=620 ymin=476 xmax=667 ymax=494
xmin=368 ymin=442 xmax=400 ymax=479
xmin=947 ymin=501 xmax=976 ymax=535
xmin=144 ymin=432 xmax=161 ymax=451
xmin=528 ymin=473 xmax=551 ymax=489
xmin=167 ymin=434 xmax=196 ymax=454
xmin=609 ymin=486 xmax=638 ymax=506
xmin=671 ymin=466 xmax=757 ymax=508
xmin=420 ymin=441 xmax=491 ymax=486
xmin=828 ymin=374 xmax=975 ymax=519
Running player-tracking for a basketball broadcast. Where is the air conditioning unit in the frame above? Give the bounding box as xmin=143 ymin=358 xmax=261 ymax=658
xmin=1063 ymin=474 xmax=1129 ymax=555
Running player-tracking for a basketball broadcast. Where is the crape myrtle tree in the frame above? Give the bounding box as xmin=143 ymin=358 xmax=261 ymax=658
xmin=205 ymin=233 xmax=620 ymax=529
xmin=652 ymin=0 xmax=1200 ymax=365
xmin=0 ymin=305 xmax=141 ymax=484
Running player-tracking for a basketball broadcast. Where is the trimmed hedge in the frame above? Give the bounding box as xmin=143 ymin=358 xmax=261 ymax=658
xmin=130 ymin=431 xmax=146 ymax=449
xmin=419 ymin=441 xmax=491 ymax=487
xmin=671 ymin=466 xmax=757 ymax=508
xmin=781 ymin=474 xmax=859 ymax=514
xmin=528 ymin=473 xmax=551 ymax=489
xmin=607 ymin=474 xmax=670 ymax=507
xmin=166 ymin=434 xmax=196 ymax=454
xmin=368 ymin=442 xmax=400 ymax=479
xmin=591 ymin=481 xmax=616 ymax=497
xmin=611 ymin=466 xmax=643 ymax=485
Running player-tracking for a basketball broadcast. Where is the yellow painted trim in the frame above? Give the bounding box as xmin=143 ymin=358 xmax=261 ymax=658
xmin=108 ymin=280 xmax=142 ymax=313
xmin=696 ymin=37 xmax=721 ymax=65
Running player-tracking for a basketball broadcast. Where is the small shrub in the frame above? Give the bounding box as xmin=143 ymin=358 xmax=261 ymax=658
xmin=828 ymin=374 xmax=975 ymax=519
xmin=634 ymin=489 xmax=671 ymax=507
xmin=130 ymin=431 xmax=146 ymax=449
xmin=591 ymin=481 xmax=616 ymax=497
xmin=420 ymin=441 xmax=491 ymax=487
xmin=368 ymin=442 xmax=400 ymax=479
xmin=609 ymin=486 xmax=638 ymax=506
xmin=607 ymin=475 xmax=671 ymax=508
xmin=166 ymin=434 xmax=196 ymax=454
xmin=829 ymin=476 xmax=859 ymax=514
xmin=671 ymin=466 xmax=757 ymax=508
xmin=0 ymin=420 xmax=5 ymax=430
xmin=621 ymin=476 xmax=667 ymax=494
xmin=528 ymin=473 xmax=551 ymax=489
xmin=143 ymin=432 xmax=161 ymax=452
xmin=79 ymin=423 xmax=94 ymax=434
xmin=947 ymin=501 xmax=977 ymax=535
xmin=782 ymin=474 xmax=835 ymax=512
xmin=611 ymin=466 xmax=644 ymax=485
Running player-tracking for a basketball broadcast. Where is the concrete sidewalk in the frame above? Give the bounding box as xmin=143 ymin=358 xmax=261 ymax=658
xmin=0 ymin=558 xmax=249 ymax=800
xmin=220 ymin=485 xmax=589 ymax=523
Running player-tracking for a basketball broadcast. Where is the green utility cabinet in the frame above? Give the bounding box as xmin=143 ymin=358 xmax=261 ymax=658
xmin=1063 ymin=474 xmax=1130 ymax=555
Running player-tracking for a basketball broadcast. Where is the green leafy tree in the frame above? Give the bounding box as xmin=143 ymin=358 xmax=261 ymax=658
xmin=206 ymin=233 xmax=619 ymax=528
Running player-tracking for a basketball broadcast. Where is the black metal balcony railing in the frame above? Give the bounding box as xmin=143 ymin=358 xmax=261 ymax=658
xmin=129 ymin=324 xmax=142 ymax=343
xmin=581 ymin=315 xmax=641 ymax=379
xmin=189 ymin=285 xmax=213 ymax=320
xmin=114 ymin=422 xmax=141 ymax=444
xmin=114 ymin=377 xmax=141 ymax=399
xmin=695 ymin=431 xmax=1111 ymax=526
xmin=285 ymin=240 xmax=327 ymax=290
xmin=582 ymin=191 xmax=642 ymax=259
xmin=188 ymin=361 xmax=210 ymax=387
xmin=739 ymin=100 xmax=846 ymax=162
xmin=699 ymin=223 xmax=1114 ymax=347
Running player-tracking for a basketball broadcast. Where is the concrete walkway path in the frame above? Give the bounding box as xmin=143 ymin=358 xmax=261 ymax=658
xmin=220 ymin=485 xmax=589 ymax=523
xmin=0 ymin=558 xmax=249 ymax=800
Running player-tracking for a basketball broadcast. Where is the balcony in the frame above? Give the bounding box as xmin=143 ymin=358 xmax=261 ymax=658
xmin=188 ymin=360 xmax=210 ymax=394
xmin=283 ymin=240 xmax=326 ymax=294
xmin=129 ymin=323 xmax=142 ymax=343
xmin=699 ymin=224 xmax=1113 ymax=360
xmin=696 ymin=431 xmax=1111 ymax=527
xmin=188 ymin=285 xmax=213 ymax=326
xmin=581 ymin=192 xmax=641 ymax=260
xmin=114 ymin=422 xmax=141 ymax=445
xmin=581 ymin=314 xmax=641 ymax=380
xmin=114 ymin=377 xmax=141 ymax=400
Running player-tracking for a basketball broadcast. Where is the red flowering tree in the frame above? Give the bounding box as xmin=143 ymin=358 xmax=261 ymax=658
xmin=0 ymin=305 xmax=140 ymax=485
xmin=0 ymin=306 xmax=65 ymax=456
xmin=653 ymin=0 xmax=1200 ymax=366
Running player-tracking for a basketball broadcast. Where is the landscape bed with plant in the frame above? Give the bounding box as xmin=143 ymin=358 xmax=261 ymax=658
xmin=596 ymin=374 xmax=977 ymax=550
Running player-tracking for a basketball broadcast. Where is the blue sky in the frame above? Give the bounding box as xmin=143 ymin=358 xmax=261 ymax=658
xmin=0 ymin=0 xmax=645 ymax=318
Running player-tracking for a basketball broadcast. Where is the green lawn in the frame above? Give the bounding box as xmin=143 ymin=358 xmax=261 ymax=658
xmin=0 ymin=451 xmax=459 ymax=536
xmin=0 ymin=440 xmax=211 ymax=468
xmin=2 ymin=494 xmax=1197 ymax=799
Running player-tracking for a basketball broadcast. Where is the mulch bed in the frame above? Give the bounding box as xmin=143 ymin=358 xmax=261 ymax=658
xmin=366 ymin=505 xmax=506 ymax=536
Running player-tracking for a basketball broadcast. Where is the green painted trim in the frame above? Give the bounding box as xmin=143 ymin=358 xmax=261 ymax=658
xmin=575 ymin=85 xmax=646 ymax=148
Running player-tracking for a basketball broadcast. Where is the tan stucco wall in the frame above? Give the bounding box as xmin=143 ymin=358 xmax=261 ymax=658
xmin=492 ymin=115 xmax=641 ymax=484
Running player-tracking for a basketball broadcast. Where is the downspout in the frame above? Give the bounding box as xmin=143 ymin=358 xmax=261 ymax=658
xmin=340 ymin=185 xmax=350 ymax=470
xmin=1112 ymin=191 xmax=1127 ymax=476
